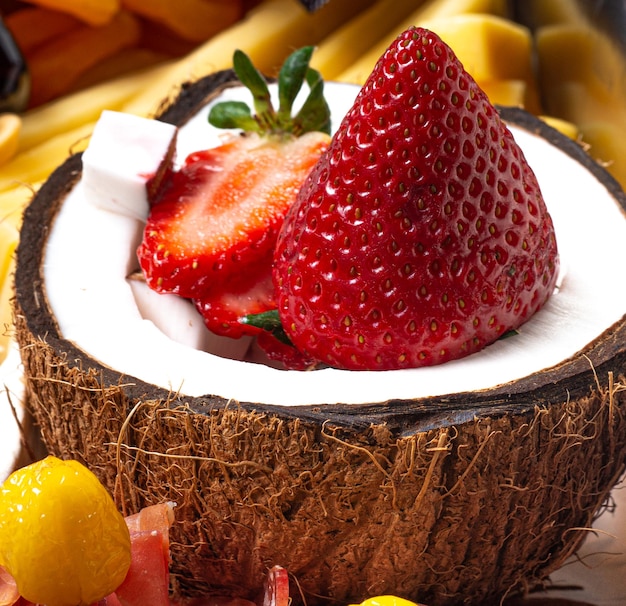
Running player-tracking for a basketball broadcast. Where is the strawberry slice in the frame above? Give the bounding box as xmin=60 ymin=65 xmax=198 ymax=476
xmin=137 ymin=46 xmax=332 ymax=336
xmin=138 ymin=131 xmax=329 ymax=300
xmin=193 ymin=252 xmax=275 ymax=339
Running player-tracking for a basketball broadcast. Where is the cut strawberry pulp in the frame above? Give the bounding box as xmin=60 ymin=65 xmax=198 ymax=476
xmin=137 ymin=131 xmax=330 ymax=343
xmin=135 ymin=46 xmax=335 ymax=368
xmin=139 ymin=133 xmax=329 ymax=299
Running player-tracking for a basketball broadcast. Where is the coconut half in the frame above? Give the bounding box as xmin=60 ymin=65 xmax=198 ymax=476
xmin=13 ymin=70 xmax=626 ymax=606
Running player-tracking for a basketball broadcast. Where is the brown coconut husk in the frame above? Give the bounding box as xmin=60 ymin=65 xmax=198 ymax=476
xmin=12 ymin=72 xmax=626 ymax=606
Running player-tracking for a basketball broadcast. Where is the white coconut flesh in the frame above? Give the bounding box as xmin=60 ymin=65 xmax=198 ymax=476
xmin=42 ymin=81 xmax=626 ymax=407
xmin=0 ymin=341 xmax=25 ymax=481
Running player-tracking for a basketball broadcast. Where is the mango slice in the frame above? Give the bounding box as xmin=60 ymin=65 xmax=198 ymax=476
xmin=536 ymin=23 xmax=626 ymax=187
xmin=337 ymin=0 xmax=509 ymax=84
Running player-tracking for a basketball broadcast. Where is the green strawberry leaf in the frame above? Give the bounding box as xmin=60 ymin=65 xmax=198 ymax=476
xmin=294 ymin=67 xmax=331 ymax=135
xmin=208 ymin=47 xmax=330 ymax=137
xmin=232 ymin=48 xmax=273 ymax=119
xmin=277 ymin=46 xmax=314 ymax=125
xmin=207 ymin=100 xmax=260 ymax=132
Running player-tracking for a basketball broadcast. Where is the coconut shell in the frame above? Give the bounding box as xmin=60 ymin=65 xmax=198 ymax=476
xmin=12 ymin=71 xmax=626 ymax=606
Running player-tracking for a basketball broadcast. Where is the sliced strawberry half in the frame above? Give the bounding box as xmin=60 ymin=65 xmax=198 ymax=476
xmin=138 ymin=130 xmax=329 ymax=300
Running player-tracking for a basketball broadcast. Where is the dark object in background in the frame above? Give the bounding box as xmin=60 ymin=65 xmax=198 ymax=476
xmin=297 ymin=0 xmax=330 ymax=10
xmin=0 ymin=17 xmax=28 ymax=111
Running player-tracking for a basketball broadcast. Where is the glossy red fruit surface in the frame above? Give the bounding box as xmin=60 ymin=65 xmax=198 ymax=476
xmin=274 ymin=27 xmax=559 ymax=371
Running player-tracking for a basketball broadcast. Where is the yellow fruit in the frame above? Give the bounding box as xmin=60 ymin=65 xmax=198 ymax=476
xmin=0 ymin=456 xmax=131 ymax=606
xmin=420 ymin=13 xmax=535 ymax=86
xmin=0 ymin=114 xmax=21 ymax=167
xmin=523 ymin=0 xmax=587 ymax=26
xmin=478 ymin=78 xmax=526 ymax=105
xmin=576 ymin=121 xmax=626 ymax=187
xmin=337 ymin=0 xmax=509 ymax=84
xmin=352 ymin=596 xmax=426 ymax=606
xmin=477 ymin=79 xmax=543 ymax=115
xmin=535 ymin=24 xmax=626 ymax=188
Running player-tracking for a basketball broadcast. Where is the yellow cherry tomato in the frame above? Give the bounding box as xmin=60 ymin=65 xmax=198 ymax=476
xmin=0 ymin=455 xmax=131 ymax=606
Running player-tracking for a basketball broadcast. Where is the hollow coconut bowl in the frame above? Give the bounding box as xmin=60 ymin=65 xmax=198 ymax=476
xmin=13 ymin=70 xmax=626 ymax=606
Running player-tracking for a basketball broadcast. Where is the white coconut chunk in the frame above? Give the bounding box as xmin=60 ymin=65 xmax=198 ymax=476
xmin=0 ymin=341 xmax=25 ymax=482
xmin=81 ymin=110 xmax=178 ymax=221
xmin=43 ymin=82 xmax=626 ymax=407
xmin=129 ymin=279 xmax=254 ymax=360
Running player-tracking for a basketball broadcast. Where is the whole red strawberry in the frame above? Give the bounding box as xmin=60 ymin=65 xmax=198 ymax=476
xmin=272 ymin=26 xmax=559 ymax=371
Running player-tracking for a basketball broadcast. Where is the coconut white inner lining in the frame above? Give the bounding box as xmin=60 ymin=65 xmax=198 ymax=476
xmin=0 ymin=342 xmax=25 ymax=481
xmin=43 ymin=83 xmax=626 ymax=406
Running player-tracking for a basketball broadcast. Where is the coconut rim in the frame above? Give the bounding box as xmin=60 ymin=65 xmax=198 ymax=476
xmin=13 ymin=70 xmax=626 ymax=433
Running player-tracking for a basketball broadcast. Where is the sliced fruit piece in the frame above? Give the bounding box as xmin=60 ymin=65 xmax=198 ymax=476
xmin=420 ymin=13 xmax=541 ymax=112
xmin=137 ymin=47 xmax=331 ymax=339
xmin=576 ymin=121 xmax=626 ymax=186
xmin=193 ymin=252 xmax=275 ymax=339
xmin=95 ymin=503 xmax=175 ymax=605
xmin=535 ymin=24 xmax=626 ymax=187
xmin=121 ymin=0 xmax=378 ymax=117
xmin=23 ymin=0 xmax=120 ymax=27
xmin=0 ymin=115 xmax=21 ymax=168
xmin=535 ymin=24 xmax=618 ymax=88
xmin=138 ymin=130 xmax=329 ymax=300
xmin=81 ymin=109 xmax=178 ymax=220
xmin=419 ymin=14 xmax=535 ymax=84
xmin=336 ymin=0 xmax=509 ymax=84
xmin=522 ymin=0 xmax=587 ymax=26
xmin=478 ymin=78 xmax=527 ymax=107
xmin=123 ymin=501 xmax=175 ymax=552
xmin=310 ymin=0 xmax=428 ymax=79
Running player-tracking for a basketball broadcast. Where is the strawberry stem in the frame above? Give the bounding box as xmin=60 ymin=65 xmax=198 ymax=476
xmin=208 ymin=47 xmax=331 ymax=137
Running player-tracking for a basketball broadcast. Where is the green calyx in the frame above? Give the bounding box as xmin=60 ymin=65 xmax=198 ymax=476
xmin=242 ymin=309 xmax=292 ymax=346
xmin=208 ymin=46 xmax=331 ymax=137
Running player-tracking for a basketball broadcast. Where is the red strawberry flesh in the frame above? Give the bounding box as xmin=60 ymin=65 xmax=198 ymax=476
xmin=193 ymin=252 xmax=275 ymax=339
xmin=138 ymin=131 xmax=329 ymax=300
xmin=273 ymin=27 xmax=559 ymax=371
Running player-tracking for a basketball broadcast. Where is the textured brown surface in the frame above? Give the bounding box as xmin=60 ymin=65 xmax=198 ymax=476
xmin=13 ymin=304 xmax=626 ymax=605
xmin=12 ymin=75 xmax=626 ymax=605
